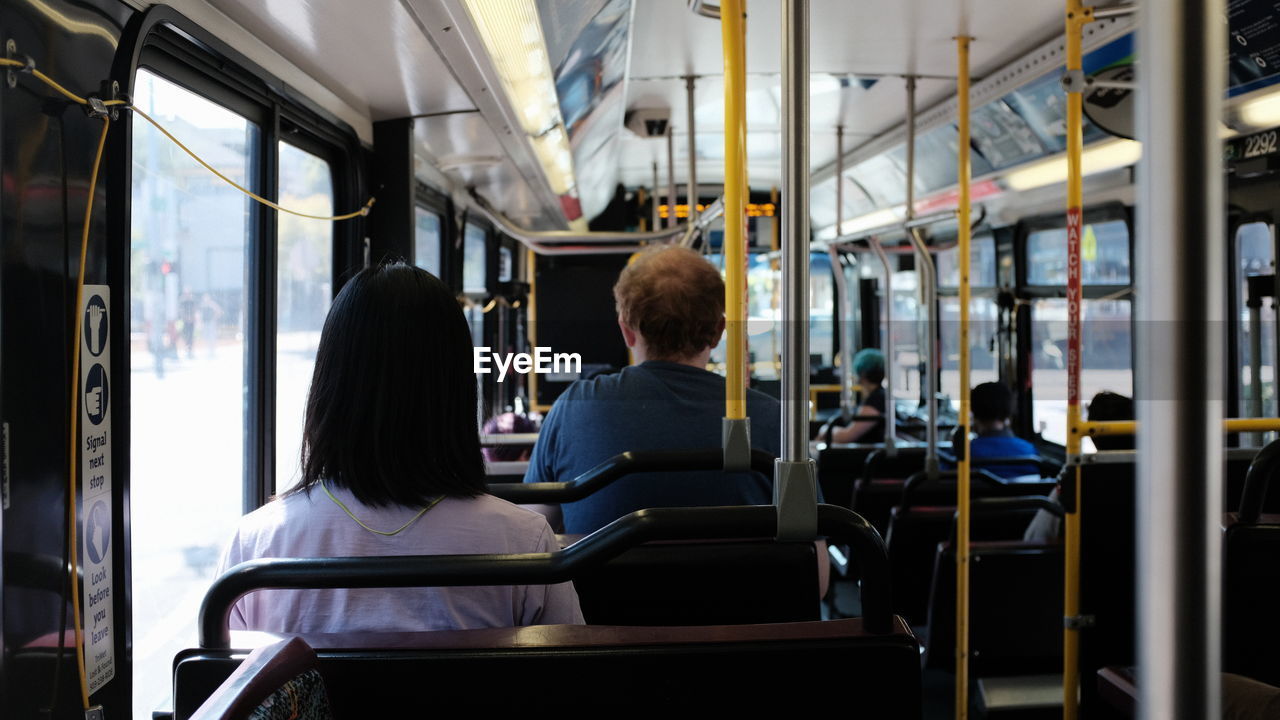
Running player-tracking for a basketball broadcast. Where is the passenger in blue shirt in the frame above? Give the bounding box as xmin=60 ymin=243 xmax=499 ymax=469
xmin=945 ymin=382 xmax=1040 ymax=478
xmin=523 ymin=246 xmax=786 ymax=535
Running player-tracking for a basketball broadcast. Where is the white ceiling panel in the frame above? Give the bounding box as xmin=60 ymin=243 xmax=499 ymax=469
xmin=205 ymin=0 xmax=475 ymax=120
xmin=623 ymin=0 xmax=1070 ymax=191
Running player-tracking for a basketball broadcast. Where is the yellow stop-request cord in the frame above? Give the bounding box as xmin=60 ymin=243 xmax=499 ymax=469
xmin=1 ymin=55 xmax=376 ymax=713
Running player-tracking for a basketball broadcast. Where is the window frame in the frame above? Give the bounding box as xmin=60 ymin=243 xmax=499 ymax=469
xmin=1013 ymin=202 xmax=1135 ymax=445
xmin=119 ymin=10 xmax=367 ymax=514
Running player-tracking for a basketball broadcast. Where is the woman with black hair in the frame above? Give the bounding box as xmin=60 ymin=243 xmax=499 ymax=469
xmin=216 ymin=263 xmax=582 ymax=633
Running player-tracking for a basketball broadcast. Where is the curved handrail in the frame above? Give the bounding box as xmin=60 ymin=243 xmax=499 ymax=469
xmin=899 ymin=468 xmax=1007 ymax=508
xmin=963 ymin=495 xmax=1066 ymax=519
xmin=1238 ymin=439 xmax=1280 ymax=524
xmin=487 ymin=447 xmax=776 ymax=504
xmin=199 ymin=503 xmax=893 ymax=648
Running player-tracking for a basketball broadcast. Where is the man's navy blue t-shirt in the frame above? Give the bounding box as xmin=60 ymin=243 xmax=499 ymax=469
xmin=941 ymin=429 xmax=1040 ymax=478
xmin=523 ymin=361 xmax=784 ymax=534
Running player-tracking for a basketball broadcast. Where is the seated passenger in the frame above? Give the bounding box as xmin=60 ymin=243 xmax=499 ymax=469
xmin=943 ymin=382 xmax=1040 ymax=479
xmin=815 ymin=348 xmax=887 ymax=444
xmin=1023 ymin=391 xmax=1134 ymax=542
xmin=216 ymin=263 xmax=582 ymax=633
xmin=482 ymin=412 xmax=537 ymax=463
xmin=523 ymin=246 xmax=783 ymax=535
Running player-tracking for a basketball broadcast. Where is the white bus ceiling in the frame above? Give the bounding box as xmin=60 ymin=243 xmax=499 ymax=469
xmin=135 ymin=0 xmax=1102 ymax=234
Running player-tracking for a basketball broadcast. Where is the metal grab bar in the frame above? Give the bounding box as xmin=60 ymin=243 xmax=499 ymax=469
xmin=199 ymin=503 xmax=895 ymax=648
xmin=480 ymin=433 xmax=540 ymax=446
xmin=487 ymin=447 xmax=777 ymax=504
xmin=900 ymin=468 xmax=1007 ymax=508
xmin=957 ymin=495 xmax=1067 ymax=520
xmin=468 ymin=192 xmax=690 ymax=245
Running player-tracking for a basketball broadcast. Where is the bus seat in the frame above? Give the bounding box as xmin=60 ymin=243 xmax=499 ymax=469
xmin=816 ymin=444 xmax=881 ymax=509
xmin=563 ymin=537 xmax=821 ymax=625
xmin=188 ymin=637 xmax=330 ymax=720
xmin=886 ymin=499 xmax=1043 ymax=626
xmin=1224 ymin=438 xmax=1280 ymax=686
xmin=174 ymin=619 xmax=921 ymax=717
xmin=1076 ymin=461 xmax=1137 ymax=714
xmin=924 ymin=539 xmax=1064 ymax=678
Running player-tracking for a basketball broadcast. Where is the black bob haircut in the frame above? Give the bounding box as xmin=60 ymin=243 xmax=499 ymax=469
xmin=971 ymin=381 xmax=1014 ymax=423
xmin=293 ymin=262 xmax=486 ymax=506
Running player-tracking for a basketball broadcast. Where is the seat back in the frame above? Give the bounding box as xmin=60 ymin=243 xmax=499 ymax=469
xmin=1224 ymin=438 xmax=1280 ymax=685
xmin=817 ymin=445 xmax=881 ymax=509
xmin=175 ymin=620 xmax=922 ymax=717
xmin=188 ymin=637 xmax=331 ymax=720
xmin=570 ymin=538 xmax=820 ymax=625
xmin=886 ymin=501 xmax=1042 ymax=626
xmin=924 ymin=540 xmax=1064 ymax=677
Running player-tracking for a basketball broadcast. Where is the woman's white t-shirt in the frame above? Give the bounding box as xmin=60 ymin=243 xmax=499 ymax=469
xmin=216 ymin=487 xmax=583 ymax=633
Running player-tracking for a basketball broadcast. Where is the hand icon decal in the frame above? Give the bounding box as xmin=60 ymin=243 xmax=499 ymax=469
xmin=88 ymin=305 xmax=104 ymax=353
xmin=87 ymin=387 xmax=101 ymax=417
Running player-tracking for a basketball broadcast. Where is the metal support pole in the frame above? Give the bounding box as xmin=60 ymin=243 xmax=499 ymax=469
xmin=775 ymin=0 xmax=817 ymax=541
xmin=904 ymin=75 xmax=937 ymax=476
xmin=686 ymin=75 xmax=699 ymax=227
xmin=666 ymin=127 xmax=678 ymax=229
xmin=909 ymin=227 xmax=939 ymax=476
xmin=955 ymin=34 xmax=974 ymax=720
xmin=652 ymin=160 xmax=660 ymax=231
xmin=835 ymin=125 xmax=853 ymax=419
xmin=836 ymin=126 xmax=845 ymax=233
xmin=832 ymin=245 xmax=855 ymax=422
xmin=1136 ymin=1 xmax=1226 ymax=718
xmin=868 ymin=237 xmax=897 ymax=454
xmin=721 ymin=0 xmax=751 ymax=472
xmin=1249 ymin=301 xmax=1264 ymax=445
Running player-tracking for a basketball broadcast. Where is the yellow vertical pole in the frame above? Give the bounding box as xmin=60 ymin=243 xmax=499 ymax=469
xmin=723 ymin=0 xmax=747 ymax=419
xmin=955 ymin=34 xmax=973 ymax=720
xmin=1063 ymin=3 xmax=1093 ymax=718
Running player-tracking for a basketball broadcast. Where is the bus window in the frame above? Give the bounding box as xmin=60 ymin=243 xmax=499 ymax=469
xmin=940 ymin=296 xmax=999 ymax=407
xmin=707 ymin=253 xmax=832 ymax=380
xmin=1235 ymin=221 xmax=1276 ymax=434
xmin=463 ymin=223 xmax=488 ymax=295
xmin=1030 ymin=298 xmax=1133 ymax=447
xmin=889 ymin=269 xmax=921 ymax=402
xmin=129 ymin=68 xmax=257 ymax=719
xmin=415 ymin=207 xmax=442 ymax=277
xmin=1026 ymin=219 xmax=1131 ymax=286
xmin=276 ymin=142 xmax=333 ymax=493
xmin=810 ymin=253 xmax=835 ymax=369
xmin=939 ymin=235 xmax=998 ymax=409
xmin=937 ymin=234 xmax=997 ymax=288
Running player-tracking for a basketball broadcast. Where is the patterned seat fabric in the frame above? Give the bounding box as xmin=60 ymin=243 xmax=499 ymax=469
xmin=247 ymin=669 xmax=332 ymax=720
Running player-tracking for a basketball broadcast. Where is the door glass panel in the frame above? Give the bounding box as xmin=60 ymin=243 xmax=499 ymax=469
xmin=1030 ymin=298 xmax=1133 ymax=448
xmin=276 ymin=143 xmax=333 ymax=493
xmin=129 ymin=68 xmax=257 ymax=719
xmin=1235 ymin=222 xmax=1277 ymax=439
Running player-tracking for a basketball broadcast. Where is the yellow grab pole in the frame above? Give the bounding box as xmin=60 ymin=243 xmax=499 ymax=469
xmin=1064 ymin=2 xmax=1094 ymax=718
xmin=722 ymin=0 xmax=747 ymax=420
xmin=1080 ymin=418 xmax=1280 ymax=438
xmin=955 ymin=34 xmax=974 ymax=720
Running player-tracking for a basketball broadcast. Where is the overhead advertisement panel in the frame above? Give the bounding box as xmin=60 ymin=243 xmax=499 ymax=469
xmin=1229 ymin=0 xmax=1280 ymax=96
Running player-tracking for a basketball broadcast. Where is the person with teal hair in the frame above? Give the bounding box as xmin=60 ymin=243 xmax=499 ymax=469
xmin=817 ymin=348 xmax=887 ymax=444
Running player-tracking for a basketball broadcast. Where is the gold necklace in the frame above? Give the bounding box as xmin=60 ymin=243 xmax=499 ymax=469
xmin=319 ymin=478 xmax=443 ymax=536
